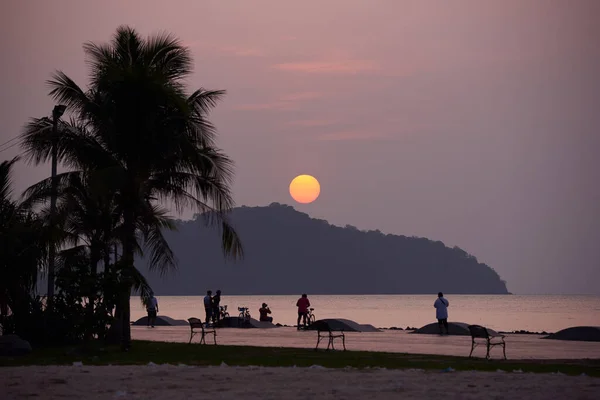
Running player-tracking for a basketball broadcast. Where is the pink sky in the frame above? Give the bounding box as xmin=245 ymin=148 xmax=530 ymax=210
xmin=1 ymin=0 xmax=599 ymax=294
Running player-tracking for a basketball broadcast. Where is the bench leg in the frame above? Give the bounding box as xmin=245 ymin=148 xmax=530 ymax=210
xmin=213 ymin=332 xmax=217 ymax=345
xmin=469 ymin=340 xmax=475 ymax=358
xmin=315 ymin=333 xmax=322 ymax=351
xmin=341 ymin=335 xmax=346 ymax=351
xmin=200 ymin=333 xmax=206 ymax=345
xmin=502 ymin=343 xmax=506 ymax=360
xmin=189 ymin=331 xmax=194 ymax=344
xmin=486 ymin=341 xmax=491 ymax=360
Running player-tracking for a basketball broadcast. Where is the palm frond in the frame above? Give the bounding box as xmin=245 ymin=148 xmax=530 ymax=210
xmin=47 ymin=71 xmax=89 ymax=112
xmin=136 ymin=203 xmax=177 ymax=275
xmin=129 ymin=266 xmax=154 ymax=306
xmin=0 ymin=156 xmax=20 ymax=203
xmin=142 ymin=31 xmax=193 ymax=81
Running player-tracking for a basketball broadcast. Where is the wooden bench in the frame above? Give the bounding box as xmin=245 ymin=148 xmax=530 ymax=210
xmin=468 ymin=324 xmax=506 ymax=359
xmin=312 ymin=321 xmax=346 ymax=351
xmin=187 ymin=317 xmax=217 ymax=345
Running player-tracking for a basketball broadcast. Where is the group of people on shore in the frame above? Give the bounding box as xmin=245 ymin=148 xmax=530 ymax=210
xmin=203 ymin=290 xmax=222 ymax=325
xmin=257 ymin=293 xmax=312 ymax=328
xmin=145 ymin=291 xmax=450 ymax=333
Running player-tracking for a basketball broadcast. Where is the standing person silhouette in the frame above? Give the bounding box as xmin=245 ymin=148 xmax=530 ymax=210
xmin=434 ymin=292 xmax=450 ymax=335
xmin=296 ymin=293 xmax=310 ymax=330
xmin=212 ymin=290 xmax=222 ymax=324
xmin=204 ymin=290 xmax=213 ymax=326
xmin=146 ymin=293 xmax=159 ymax=328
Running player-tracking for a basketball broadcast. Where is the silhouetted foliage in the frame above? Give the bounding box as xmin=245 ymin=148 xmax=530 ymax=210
xmin=140 ymin=203 xmax=509 ymax=295
xmin=17 ymin=26 xmax=241 ymax=349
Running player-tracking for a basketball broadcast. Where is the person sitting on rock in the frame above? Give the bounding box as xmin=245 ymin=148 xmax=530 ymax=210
xmin=259 ymin=303 xmax=273 ymax=323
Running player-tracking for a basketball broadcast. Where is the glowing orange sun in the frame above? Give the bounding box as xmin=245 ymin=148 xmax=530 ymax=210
xmin=289 ymin=175 xmax=320 ymax=204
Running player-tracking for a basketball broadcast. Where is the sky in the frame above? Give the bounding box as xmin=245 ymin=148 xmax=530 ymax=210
xmin=1 ymin=0 xmax=599 ymax=295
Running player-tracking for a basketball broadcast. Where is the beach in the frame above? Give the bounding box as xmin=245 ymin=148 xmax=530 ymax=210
xmin=132 ymin=326 xmax=600 ymax=360
xmin=2 ymin=364 xmax=600 ymax=400
xmin=130 ymin=294 xmax=600 ymax=333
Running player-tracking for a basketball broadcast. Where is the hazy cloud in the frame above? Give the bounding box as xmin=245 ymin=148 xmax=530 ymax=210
xmin=288 ymin=119 xmax=337 ymax=127
xmin=218 ymin=46 xmax=264 ymax=57
xmin=317 ymin=131 xmax=390 ymax=141
xmin=272 ymin=60 xmax=380 ymax=74
xmin=233 ymin=91 xmax=326 ymax=111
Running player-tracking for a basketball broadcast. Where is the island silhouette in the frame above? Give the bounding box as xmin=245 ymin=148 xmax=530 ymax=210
xmin=139 ymin=203 xmax=509 ymax=295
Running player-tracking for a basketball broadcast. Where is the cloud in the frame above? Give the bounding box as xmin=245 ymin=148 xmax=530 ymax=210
xmin=288 ymin=119 xmax=337 ymax=127
xmin=317 ymin=131 xmax=389 ymax=141
xmin=279 ymin=91 xmax=325 ymax=101
xmin=233 ymin=102 xmax=298 ymax=111
xmin=183 ymin=42 xmax=264 ymax=57
xmin=233 ymin=91 xmax=327 ymax=111
xmin=218 ymin=46 xmax=264 ymax=57
xmin=272 ymin=60 xmax=380 ymax=74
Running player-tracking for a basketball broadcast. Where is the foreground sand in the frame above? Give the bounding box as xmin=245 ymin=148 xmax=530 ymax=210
xmin=2 ymin=365 xmax=599 ymax=400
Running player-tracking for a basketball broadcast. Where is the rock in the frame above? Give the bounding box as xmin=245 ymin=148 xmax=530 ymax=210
xmin=544 ymin=326 xmax=600 ymax=342
xmin=0 ymin=334 xmax=32 ymax=356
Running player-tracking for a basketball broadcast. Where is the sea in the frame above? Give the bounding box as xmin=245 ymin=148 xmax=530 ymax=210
xmin=130 ymin=294 xmax=600 ymax=333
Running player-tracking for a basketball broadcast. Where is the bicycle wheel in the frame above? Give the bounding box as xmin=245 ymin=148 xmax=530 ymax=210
xmin=223 ymin=312 xmax=230 ymax=319
xmin=309 ymin=314 xmax=316 ymax=325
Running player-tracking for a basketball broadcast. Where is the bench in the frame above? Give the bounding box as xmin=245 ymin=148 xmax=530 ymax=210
xmin=312 ymin=321 xmax=346 ymax=351
xmin=468 ymin=324 xmax=506 ymax=359
xmin=187 ymin=317 xmax=217 ymax=345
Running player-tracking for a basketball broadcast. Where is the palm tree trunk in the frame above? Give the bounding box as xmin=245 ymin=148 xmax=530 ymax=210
xmin=85 ymin=249 xmax=100 ymax=341
xmin=120 ymin=208 xmax=135 ymax=351
xmin=104 ymin=242 xmax=121 ymax=345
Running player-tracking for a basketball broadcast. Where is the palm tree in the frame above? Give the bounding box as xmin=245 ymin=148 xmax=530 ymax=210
xmin=20 ymin=26 xmax=243 ymax=349
xmin=0 ymin=157 xmax=47 ymax=333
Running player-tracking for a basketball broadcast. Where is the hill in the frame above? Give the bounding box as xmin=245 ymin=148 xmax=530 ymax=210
xmin=140 ymin=203 xmax=509 ymax=295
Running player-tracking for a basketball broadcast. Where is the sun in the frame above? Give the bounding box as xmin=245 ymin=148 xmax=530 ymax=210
xmin=289 ymin=175 xmax=320 ymax=204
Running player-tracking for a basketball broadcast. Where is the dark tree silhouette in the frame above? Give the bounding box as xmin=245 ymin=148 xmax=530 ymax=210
xmin=19 ymin=26 xmax=242 ymax=349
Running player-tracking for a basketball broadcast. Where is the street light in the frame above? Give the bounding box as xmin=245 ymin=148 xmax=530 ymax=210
xmin=47 ymin=104 xmax=66 ymax=307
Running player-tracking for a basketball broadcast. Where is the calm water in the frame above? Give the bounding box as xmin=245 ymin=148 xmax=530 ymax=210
xmin=130 ymin=295 xmax=600 ymax=333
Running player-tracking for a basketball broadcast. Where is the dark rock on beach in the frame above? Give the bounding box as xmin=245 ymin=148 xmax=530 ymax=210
xmin=0 ymin=334 xmax=32 ymax=356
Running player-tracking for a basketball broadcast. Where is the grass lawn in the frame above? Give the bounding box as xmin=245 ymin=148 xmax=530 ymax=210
xmin=1 ymin=341 xmax=599 ymax=376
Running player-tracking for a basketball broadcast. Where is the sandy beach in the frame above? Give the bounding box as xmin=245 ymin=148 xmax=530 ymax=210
xmin=2 ymin=364 xmax=599 ymax=400
xmin=132 ymin=326 xmax=600 ymax=360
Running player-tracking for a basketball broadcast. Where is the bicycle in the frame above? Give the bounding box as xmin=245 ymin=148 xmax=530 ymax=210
xmin=306 ymin=308 xmax=316 ymax=326
xmin=238 ymin=307 xmax=251 ymax=321
xmin=219 ymin=305 xmax=230 ymax=319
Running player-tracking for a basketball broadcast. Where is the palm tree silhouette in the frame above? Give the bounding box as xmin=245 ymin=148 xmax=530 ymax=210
xmin=20 ymin=26 xmax=243 ymax=349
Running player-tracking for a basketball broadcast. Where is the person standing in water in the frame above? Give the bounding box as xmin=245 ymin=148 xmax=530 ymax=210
xmin=434 ymin=292 xmax=450 ymax=335
xmin=296 ymin=293 xmax=310 ymax=330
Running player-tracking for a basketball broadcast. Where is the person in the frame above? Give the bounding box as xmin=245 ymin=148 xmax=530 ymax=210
xmin=212 ymin=290 xmax=222 ymax=324
xmin=434 ymin=292 xmax=450 ymax=335
xmin=296 ymin=293 xmax=310 ymax=330
xmin=259 ymin=303 xmax=273 ymax=323
xmin=146 ymin=294 xmax=159 ymax=328
xmin=204 ymin=290 xmax=213 ymax=326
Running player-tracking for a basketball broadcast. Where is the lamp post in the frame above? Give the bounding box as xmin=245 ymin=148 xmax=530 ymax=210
xmin=47 ymin=104 xmax=66 ymax=308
